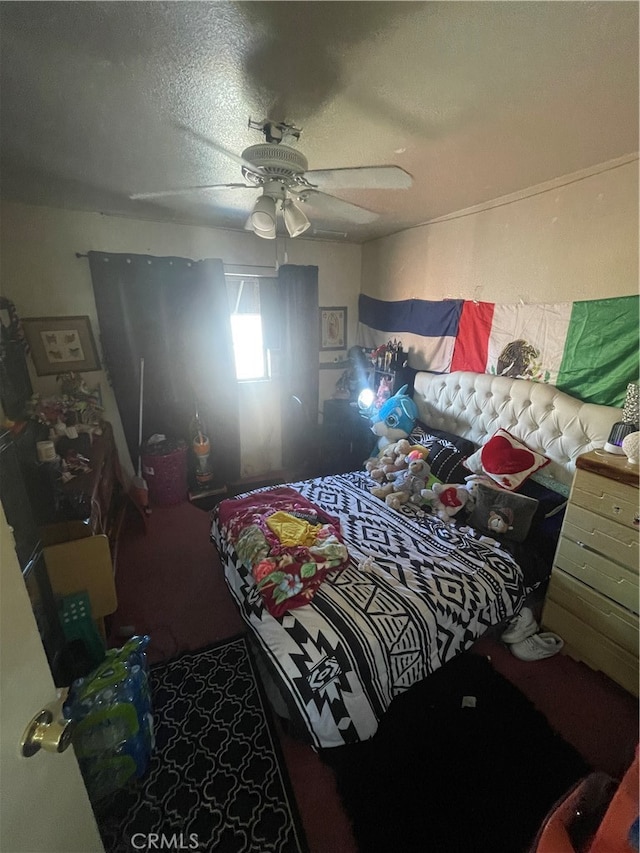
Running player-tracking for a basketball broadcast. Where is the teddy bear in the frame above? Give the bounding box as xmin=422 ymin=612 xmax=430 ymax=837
xmin=364 ymin=438 xmax=412 ymax=482
xmin=486 ymin=506 xmax=514 ymax=535
xmin=383 ymin=456 xmax=432 ymax=510
xmin=421 ymin=482 xmax=470 ymax=523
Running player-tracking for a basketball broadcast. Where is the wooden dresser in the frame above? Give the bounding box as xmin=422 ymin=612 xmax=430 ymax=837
xmin=541 ymin=450 xmax=639 ymax=696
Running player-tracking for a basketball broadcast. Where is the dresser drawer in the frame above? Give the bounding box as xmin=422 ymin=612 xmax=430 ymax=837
xmin=562 ymin=503 xmax=639 ymax=571
xmin=545 ymin=569 xmax=639 ymax=656
xmin=542 ymin=598 xmax=639 ymax=697
xmin=555 ymin=537 xmax=639 ymax=613
xmin=572 ymin=469 xmax=639 ymax=531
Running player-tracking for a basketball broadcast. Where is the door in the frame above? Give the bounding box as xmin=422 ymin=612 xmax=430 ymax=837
xmin=0 ymin=505 xmax=104 ymax=853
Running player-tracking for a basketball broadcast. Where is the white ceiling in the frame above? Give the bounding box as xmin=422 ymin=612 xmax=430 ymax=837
xmin=1 ymin=1 xmax=638 ymax=243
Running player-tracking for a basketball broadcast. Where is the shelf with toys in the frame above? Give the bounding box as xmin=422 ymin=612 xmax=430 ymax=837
xmin=366 ymin=340 xmax=415 ymax=409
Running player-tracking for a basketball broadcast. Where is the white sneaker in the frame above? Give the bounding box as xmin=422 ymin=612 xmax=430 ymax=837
xmin=509 ymin=632 xmax=565 ymax=661
xmin=500 ymin=607 xmax=538 ymax=644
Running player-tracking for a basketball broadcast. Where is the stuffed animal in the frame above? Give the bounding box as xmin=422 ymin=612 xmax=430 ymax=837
xmin=463 ymin=474 xmax=500 ymax=512
xmin=421 ymin=482 xmax=470 ymax=522
xmin=364 ymin=438 xmax=416 ymax=481
xmin=369 ymin=384 xmax=419 ymax=451
xmin=375 ymin=375 xmax=393 ymax=408
xmin=365 ymin=438 xmax=408 ymax=481
xmin=385 ymin=457 xmax=431 ymax=510
xmin=486 ymin=506 xmax=514 ymax=535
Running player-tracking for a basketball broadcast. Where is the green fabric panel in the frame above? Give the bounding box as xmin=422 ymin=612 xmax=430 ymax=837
xmin=556 ymin=295 xmax=639 ymax=407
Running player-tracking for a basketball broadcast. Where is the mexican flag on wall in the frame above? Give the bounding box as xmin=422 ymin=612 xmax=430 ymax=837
xmin=450 ymin=295 xmax=639 ymax=407
xmin=357 ymin=293 xmax=638 ymax=409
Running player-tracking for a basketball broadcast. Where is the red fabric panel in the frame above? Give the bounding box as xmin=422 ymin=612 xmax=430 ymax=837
xmin=450 ymin=300 xmax=495 ymax=372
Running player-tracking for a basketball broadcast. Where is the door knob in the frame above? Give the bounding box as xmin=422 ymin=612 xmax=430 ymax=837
xmin=21 ymin=704 xmax=76 ymax=758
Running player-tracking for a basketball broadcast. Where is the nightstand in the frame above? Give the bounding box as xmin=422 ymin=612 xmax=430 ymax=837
xmin=541 ymin=450 xmax=639 ymax=696
xmin=320 ymin=399 xmax=377 ymax=475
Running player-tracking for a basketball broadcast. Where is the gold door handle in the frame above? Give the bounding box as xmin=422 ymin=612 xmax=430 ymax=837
xmin=21 ymin=703 xmax=76 ymax=758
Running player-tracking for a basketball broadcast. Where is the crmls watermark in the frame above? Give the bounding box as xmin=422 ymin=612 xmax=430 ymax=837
xmin=130 ymin=833 xmax=200 ymax=850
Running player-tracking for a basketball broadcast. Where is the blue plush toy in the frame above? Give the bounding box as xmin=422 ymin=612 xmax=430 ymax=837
xmin=369 ymin=384 xmax=418 ymax=451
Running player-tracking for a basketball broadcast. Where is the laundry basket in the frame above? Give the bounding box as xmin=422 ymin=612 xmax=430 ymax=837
xmin=141 ymin=439 xmax=188 ymax=506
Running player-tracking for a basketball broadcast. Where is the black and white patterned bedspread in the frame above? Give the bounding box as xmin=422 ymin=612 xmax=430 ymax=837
xmin=211 ymin=472 xmax=525 ymax=749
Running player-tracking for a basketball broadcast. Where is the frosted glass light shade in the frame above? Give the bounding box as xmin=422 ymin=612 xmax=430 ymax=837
xmin=283 ymin=200 xmax=310 ymax=237
xmin=251 ymin=195 xmax=277 ymax=232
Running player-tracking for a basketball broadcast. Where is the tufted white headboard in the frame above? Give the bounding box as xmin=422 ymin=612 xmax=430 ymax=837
xmin=412 ymin=371 xmax=621 ymax=487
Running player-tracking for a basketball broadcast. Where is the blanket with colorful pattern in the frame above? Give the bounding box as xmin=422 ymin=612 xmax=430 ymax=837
xmin=216 ymin=487 xmax=349 ymax=617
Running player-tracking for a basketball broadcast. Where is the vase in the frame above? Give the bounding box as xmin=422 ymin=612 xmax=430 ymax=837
xmin=621 ymin=431 xmax=640 ymax=465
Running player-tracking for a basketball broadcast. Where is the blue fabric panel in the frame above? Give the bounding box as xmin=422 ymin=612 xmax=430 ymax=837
xmin=359 ymin=295 xmax=463 ymax=338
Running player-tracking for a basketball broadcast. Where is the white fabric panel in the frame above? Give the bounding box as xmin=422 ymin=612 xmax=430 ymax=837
xmin=413 ymin=371 xmax=621 ymax=486
xmin=358 ymin=324 xmax=456 ymax=373
xmin=485 ymin=302 xmax=573 ymax=383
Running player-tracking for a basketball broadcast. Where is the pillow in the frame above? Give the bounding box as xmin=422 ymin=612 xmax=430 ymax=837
xmin=425 ymin=441 xmax=470 ymax=485
xmin=409 ymin=421 xmax=477 ymax=457
xmin=468 ymin=482 xmax=539 ymax=543
xmin=463 ymin=429 xmax=550 ymax=491
xmin=517 ymin=478 xmax=568 ymax=517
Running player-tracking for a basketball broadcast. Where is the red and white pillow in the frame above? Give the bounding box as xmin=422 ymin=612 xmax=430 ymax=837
xmin=463 ymin=429 xmax=550 ymax=491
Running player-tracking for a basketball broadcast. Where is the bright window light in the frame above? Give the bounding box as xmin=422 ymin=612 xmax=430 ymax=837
xmin=230 ymin=313 xmax=266 ymax=380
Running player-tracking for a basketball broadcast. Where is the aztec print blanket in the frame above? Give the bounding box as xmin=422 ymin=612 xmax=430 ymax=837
xmin=212 ymin=472 xmax=526 ymax=748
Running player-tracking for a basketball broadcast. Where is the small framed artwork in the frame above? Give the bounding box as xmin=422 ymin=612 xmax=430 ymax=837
xmin=319 ymin=306 xmax=347 ymax=351
xmin=22 ymin=315 xmax=101 ymax=376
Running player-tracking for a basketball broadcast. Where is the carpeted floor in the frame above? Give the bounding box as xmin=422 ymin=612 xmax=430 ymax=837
xmin=97 ymin=634 xmax=308 ymax=853
xmin=109 ymin=498 xmax=638 ymax=853
xmin=320 ymin=651 xmax=590 ymax=853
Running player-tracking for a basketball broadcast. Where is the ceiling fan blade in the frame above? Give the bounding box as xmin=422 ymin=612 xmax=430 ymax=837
xmin=174 ymin=123 xmax=267 ymax=175
xmin=295 ymin=189 xmax=379 ymax=224
xmin=304 ymin=166 xmax=412 ymax=190
xmin=130 ymin=183 xmax=254 ymax=200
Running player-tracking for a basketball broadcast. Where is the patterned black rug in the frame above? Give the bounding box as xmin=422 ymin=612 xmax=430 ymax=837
xmin=320 ymin=652 xmax=590 ymax=853
xmin=97 ymin=635 xmax=308 ymax=853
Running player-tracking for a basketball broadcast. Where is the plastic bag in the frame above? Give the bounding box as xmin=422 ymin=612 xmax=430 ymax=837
xmin=64 ymin=635 xmax=154 ymax=803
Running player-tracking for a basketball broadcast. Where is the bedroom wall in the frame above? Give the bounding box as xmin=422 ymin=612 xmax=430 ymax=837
xmin=361 ymin=157 xmax=638 ymax=304
xmin=0 ymin=201 xmax=361 ymax=478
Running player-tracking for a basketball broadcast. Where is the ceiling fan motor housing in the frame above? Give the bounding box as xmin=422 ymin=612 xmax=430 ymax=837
xmin=241 ymin=144 xmax=309 ymax=184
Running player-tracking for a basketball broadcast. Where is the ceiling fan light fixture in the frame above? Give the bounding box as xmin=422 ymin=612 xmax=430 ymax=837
xmin=254 ymin=223 xmax=276 ymax=240
xmin=283 ymin=199 xmax=311 ymax=237
xmin=250 ymin=194 xmax=277 ymax=232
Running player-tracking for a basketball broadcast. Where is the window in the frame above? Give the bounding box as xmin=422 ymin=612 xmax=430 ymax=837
xmin=230 ymin=312 xmax=265 ymax=380
xmin=227 ymin=277 xmax=275 ymax=381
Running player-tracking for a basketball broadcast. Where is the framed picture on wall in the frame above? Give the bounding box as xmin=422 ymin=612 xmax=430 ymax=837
xmin=22 ymin=315 xmax=101 ymax=376
xmin=319 ymin=306 xmax=347 ymax=351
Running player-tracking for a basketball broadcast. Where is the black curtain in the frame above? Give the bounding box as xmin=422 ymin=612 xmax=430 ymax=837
xmin=0 ymin=297 xmax=32 ymax=420
xmin=89 ymin=252 xmax=240 ymax=484
xmin=271 ymin=265 xmax=319 ymax=472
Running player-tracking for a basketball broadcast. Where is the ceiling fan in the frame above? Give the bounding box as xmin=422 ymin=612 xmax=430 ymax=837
xmin=130 ymin=118 xmax=413 ymax=239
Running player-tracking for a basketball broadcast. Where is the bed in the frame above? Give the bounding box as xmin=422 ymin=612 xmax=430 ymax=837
xmin=211 ymin=371 xmax=620 ymax=749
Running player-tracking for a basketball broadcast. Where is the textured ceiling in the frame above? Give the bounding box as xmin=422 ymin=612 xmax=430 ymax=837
xmin=1 ymin=1 xmax=638 ymax=243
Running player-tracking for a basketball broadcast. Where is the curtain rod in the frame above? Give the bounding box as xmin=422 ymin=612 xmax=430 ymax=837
xmin=75 ymin=254 xmax=277 ymax=277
